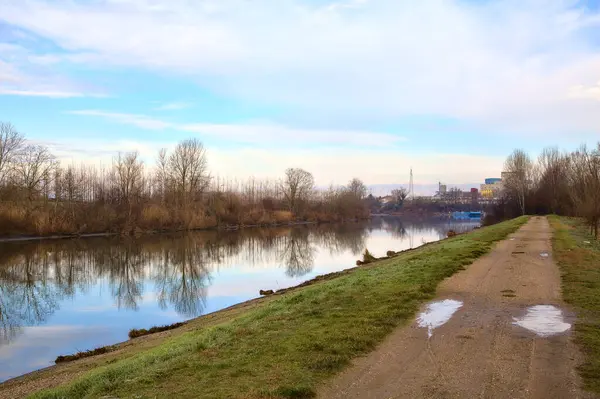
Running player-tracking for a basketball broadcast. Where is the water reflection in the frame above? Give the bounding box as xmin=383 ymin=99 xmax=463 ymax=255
xmin=0 ymin=217 xmax=479 ymax=381
xmin=0 ymin=223 xmax=373 ymax=346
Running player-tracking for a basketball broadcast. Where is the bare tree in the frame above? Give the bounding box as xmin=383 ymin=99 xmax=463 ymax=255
xmin=391 ymin=187 xmax=408 ymax=205
xmin=14 ymin=144 xmax=57 ymax=201
xmin=537 ymin=147 xmax=571 ymax=214
xmin=112 ymin=152 xmax=144 ymax=216
xmin=347 ymin=178 xmax=367 ymax=200
xmin=504 ymin=149 xmax=533 ymax=215
xmin=0 ymin=122 xmax=25 ymax=184
xmin=280 ymin=168 xmax=314 ymax=212
xmin=167 ymin=139 xmax=210 ymax=206
xmin=569 ymin=145 xmax=600 ymax=238
xmin=156 ymin=148 xmax=169 ymax=204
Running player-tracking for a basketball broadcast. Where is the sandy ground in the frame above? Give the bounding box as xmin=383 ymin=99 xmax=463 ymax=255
xmin=319 ymin=216 xmax=596 ymax=399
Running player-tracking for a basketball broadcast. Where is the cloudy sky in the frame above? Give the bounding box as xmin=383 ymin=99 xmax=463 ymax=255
xmin=1 ymin=0 xmax=600 ymax=189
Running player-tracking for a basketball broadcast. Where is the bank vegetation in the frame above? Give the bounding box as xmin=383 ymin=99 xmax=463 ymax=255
xmin=492 ymin=143 xmax=600 ymax=238
xmin=0 ymin=122 xmax=369 ymax=237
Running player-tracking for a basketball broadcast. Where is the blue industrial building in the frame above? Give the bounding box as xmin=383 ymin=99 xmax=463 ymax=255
xmin=485 ymin=178 xmax=502 ymax=185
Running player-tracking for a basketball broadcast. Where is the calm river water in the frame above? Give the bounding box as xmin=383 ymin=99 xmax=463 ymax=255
xmin=0 ymin=216 xmax=479 ymax=382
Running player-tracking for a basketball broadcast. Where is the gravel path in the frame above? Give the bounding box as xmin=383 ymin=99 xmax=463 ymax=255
xmin=319 ymin=216 xmax=596 ymax=399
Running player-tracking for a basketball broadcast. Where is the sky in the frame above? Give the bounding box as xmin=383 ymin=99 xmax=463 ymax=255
xmin=1 ymin=0 xmax=600 ymax=191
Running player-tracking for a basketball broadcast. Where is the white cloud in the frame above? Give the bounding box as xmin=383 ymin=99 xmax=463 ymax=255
xmin=569 ymin=81 xmax=600 ymax=101
xmin=0 ymin=41 xmax=104 ymax=98
xmin=180 ymin=122 xmax=405 ymax=147
xmin=2 ymin=0 xmax=600 ymax=134
xmin=68 ymin=110 xmax=172 ymax=129
xmin=154 ymin=102 xmax=193 ymax=111
xmin=206 ymin=147 xmax=504 ymax=186
xmin=39 ymin=133 xmax=503 ymax=187
xmin=67 ymin=109 xmax=407 ymax=147
xmin=0 ymin=88 xmax=86 ymax=98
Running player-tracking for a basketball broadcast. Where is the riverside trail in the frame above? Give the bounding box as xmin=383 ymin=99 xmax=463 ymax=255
xmin=319 ymin=216 xmax=595 ymax=399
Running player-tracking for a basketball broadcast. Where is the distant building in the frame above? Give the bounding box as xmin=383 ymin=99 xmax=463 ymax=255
xmin=481 ymin=177 xmax=503 ymax=199
xmin=485 ymin=178 xmax=502 ymax=185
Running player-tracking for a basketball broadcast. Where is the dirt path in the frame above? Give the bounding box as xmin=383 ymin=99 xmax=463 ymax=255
xmin=319 ymin=216 xmax=595 ymax=399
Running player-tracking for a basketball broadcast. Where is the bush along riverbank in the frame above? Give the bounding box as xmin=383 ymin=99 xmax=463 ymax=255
xmin=20 ymin=217 xmax=528 ymax=399
xmin=549 ymin=216 xmax=600 ymax=394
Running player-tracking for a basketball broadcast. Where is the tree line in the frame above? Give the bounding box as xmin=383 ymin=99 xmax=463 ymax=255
xmin=0 ymin=122 xmax=369 ymax=237
xmin=499 ymin=144 xmax=600 ymax=238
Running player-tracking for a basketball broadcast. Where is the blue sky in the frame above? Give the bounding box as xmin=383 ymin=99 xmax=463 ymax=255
xmin=1 ymin=0 xmax=600 ymax=187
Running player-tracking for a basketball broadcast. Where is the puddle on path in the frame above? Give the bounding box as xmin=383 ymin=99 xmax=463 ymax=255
xmin=513 ymin=305 xmax=571 ymax=337
xmin=417 ymin=299 xmax=463 ymax=338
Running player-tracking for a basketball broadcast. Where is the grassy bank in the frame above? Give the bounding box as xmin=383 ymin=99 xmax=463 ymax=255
xmin=27 ymin=217 xmax=528 ymax=399
xmin=549 ymin=216 xmax=600 ymax=394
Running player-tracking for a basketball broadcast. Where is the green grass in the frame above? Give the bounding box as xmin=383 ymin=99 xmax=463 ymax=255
xmin=549 ymin=216 xmax=600 ymax=394
xmin=31 ymin=217 xmax=528 ymax=399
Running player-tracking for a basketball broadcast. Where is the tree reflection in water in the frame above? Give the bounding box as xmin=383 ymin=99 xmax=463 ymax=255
xmin=0 ymin=218 xmax=473 ymax=346
xmin=278 ymin=227 xmax=316 ymax=278
xmin=153 ymin=236 xmax=211 ymax=318
xmin=0 ymin=251 xmax=61 ymax=344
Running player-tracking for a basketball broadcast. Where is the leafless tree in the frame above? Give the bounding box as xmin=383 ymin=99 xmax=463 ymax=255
xmin=569 ymin=145 xmax=600 ymax=238
xmin=280 ymin=168 xmax=314 ymax=212
xmin=347 ymin=178 xmax=367 ymax=200
xmin=0 ymin=122 xmax=25 ymax=184
xmin=391 ymin=187 xmax=408 ymax=205
xmin=504 ymin=149 xmax=533 ymax=215
xmin=537 ymin=147 xmax=571 ymax=214
xmin=166 ymin=139 xmax=210 ymax=206
xmin=112 ymin=152 xmax=144 ymax=216
xmin=14 ymin=144 xmax=57 ymax=201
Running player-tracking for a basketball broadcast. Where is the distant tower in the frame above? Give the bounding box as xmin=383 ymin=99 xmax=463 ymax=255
xmin=409 ymin=168 xmax=414 ymax=200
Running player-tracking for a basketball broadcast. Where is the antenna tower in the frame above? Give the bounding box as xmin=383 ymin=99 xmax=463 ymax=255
xmin=409 ymin=168 xmax=414 ymax=200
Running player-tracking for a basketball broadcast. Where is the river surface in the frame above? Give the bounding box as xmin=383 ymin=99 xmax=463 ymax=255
xmin=0 ymin=216 xmax=480 ymax=382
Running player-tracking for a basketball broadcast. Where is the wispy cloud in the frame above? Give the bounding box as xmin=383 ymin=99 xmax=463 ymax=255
xmin=67 ymin=109 xmax=407 ymax=147
xmin=0 ymin=88 xmax=86 ymax=98
xmin=154 ymin=102 xmax=193 ymax=111
xmin=39 ymin=134 xmax=504 ymax=186
xmin=68 ymin=110 xmax=171 ymax=129
xmin=2 ymin=0 xmax=600 ymax=134
xmin=569 ymin=81 xmax=600 ymax=101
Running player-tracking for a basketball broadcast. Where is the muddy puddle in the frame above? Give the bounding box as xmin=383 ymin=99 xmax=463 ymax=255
xmin=513 ymin=305 xmax=571 ymax=337
xmin=417 ymin=299 xmax=463 ymax=338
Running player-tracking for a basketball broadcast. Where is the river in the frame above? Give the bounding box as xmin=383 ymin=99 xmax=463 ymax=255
xmin=0 ymin=216 xmax=480 ymax=382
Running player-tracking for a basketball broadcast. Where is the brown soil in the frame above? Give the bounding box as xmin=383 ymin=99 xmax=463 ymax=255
xmin=319 ymin=216 xmax=597 ymax=399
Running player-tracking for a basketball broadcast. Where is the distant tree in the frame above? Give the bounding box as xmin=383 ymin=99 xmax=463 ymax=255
xmin=391 ymin=187 xmax=409 ymax=206
xmin=155 ymin=148 xmax=170 ymax=204
xmin=112 ymin=152 xmax=144 ymax=212
xmin=167 ymin=139 xmax=210 ymax=206
xmin=0 ymin=122 xmax=25 ymax=184
xmin=569 ymin=145 xmax=600 ymax=238
xmin=537 ymin=147 xmax=571 ymax=214
xmin=14 ymin=144 xmax=57 ymax=201
xmin=504 ymin=149 xmax=533 ymax=215
xmin=280 ymin=168 xmax=314 ymax=212
xmin=347 ymin=178 xmax=368 ymax=200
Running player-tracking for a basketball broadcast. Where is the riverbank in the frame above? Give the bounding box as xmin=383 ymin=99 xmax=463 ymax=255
xmin=549 ymin=216 xmax=600 ymax=394
xmin=0 ymin=216 xmax=527 ymax=399
xmin=0 ymin=198 xmax=370 ymax=240
xmin=0 ymin=218 xmax=369 ymax=243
